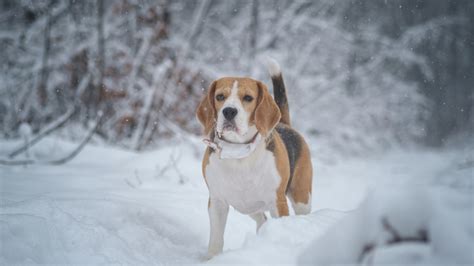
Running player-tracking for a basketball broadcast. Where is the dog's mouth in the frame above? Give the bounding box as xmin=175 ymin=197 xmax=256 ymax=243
xmin=217 ymin=121 xmax=240 ymax=139
xmin=222 ymin=121 xmax=238 ymax=133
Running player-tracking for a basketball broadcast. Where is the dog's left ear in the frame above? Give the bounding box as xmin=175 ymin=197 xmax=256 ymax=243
xmin=254 ymin=81 xmax=281 ymax=136
xmin=196 ymin=80 xmax=217 ymax=136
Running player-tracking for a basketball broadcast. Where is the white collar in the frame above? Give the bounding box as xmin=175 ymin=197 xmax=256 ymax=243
xmin=203 ymin=132 xmax=262 ymax=159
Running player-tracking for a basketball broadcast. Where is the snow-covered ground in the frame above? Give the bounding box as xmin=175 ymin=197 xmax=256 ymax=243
xmin=0 ymin=137 xmax=472 ymax=265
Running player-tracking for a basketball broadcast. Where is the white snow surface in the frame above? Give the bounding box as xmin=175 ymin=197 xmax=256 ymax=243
xmin=0 ymin=137 xmax=472 ymax=265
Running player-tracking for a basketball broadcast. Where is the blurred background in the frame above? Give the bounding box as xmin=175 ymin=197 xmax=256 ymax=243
xmin=1 ymin=0 xmax=473 ymax=157
xmin=1 ymin=1 xmax=473 ymax=264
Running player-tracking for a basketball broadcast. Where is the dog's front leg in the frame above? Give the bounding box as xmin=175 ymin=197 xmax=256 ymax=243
xmin=270 ymin=193 xmax=289 ymax=218
xmin=249 ymin=212 xmax=267 ymax=232
xmin=207 ymin=197 xmax=229 ymax=259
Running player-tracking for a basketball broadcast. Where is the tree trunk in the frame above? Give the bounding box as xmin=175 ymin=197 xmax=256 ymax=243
xmin=37 ymin=0 xmax=54 ymax=107
xmin=94 ymin=0 xmax=105 ymax=117
xmin=248 ymin=0 xmax=259 ymax=72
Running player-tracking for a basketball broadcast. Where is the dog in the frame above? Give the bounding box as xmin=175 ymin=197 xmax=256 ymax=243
xmin=196 ymin=60 xmax=313 ymax=258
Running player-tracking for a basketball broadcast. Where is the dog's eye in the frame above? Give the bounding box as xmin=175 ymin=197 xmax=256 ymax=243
xmin=243 ymin=95 xmax=253 ymax=102
xmin=215 ymin=94 xmax=225 ymax=101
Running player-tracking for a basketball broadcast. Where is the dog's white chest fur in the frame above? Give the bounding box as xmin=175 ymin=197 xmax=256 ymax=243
xmin=205 ymin=142 xmax=281 ymax=214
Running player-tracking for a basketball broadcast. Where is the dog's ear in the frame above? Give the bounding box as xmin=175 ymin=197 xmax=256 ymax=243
xmin=254 ymin=81 xmax=281 ymax=136
xmin=196 ymin=80 xmax=217 ymax=136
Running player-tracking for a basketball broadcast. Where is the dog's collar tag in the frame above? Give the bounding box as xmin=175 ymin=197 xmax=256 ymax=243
xmin=203 ymin=133 xmax=262 ymax=159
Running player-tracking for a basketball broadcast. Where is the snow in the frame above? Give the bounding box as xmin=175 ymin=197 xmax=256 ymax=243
xmin=300 ymin=188 xmax=474 ymax=265
xmin=0 ymin=137 xmax=473 ymax=264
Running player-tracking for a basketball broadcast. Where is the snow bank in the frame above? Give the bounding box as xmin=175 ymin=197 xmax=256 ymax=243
xmin=299 ymin=188 xmax=474 ymax=265
xmin=209 ymin=209 xmax=346 ymax=265
xmin=1 ymin=137 xmax=472 ymax=264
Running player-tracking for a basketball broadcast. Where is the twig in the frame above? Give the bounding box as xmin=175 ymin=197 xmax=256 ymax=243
xmin=0 ymin=159 xmax=36 ymax=166
xmin=124 ymin=169 xmax=143 ymax=189
xmin=358 ymin=217 xmax=429 ymax=263
xmin=382 ymin=217 xmax=428 ymax=244
xmin=160 ymin=116 xmax=202 ymax=157
xmin=381 ymin=217 xmax=402 ymax=242
xmin=169 ymin=150 xmax=186 ymax=184
xmin=359 ymin=243 xmax=375 ymax=266
xmin=154 ymin=149 xmax=186 ymax=184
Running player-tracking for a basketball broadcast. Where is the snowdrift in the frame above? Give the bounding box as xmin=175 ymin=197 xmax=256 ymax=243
xmin=1 ymin=137 xmax=472 ymax=264
xmin=299 ymin=189 xmax=473 ymax=265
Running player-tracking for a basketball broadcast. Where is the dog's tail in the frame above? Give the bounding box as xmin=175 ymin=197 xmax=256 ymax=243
xmin=267 ymin=58 xmax=290 ymax=125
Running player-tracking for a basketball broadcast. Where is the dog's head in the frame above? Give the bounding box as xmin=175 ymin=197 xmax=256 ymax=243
xmin=197 ymin=77 xmax=281 ymax=142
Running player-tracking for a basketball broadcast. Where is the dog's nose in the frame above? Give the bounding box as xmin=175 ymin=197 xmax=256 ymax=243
xmin=222 ymin=107 xmax=238 ymax=120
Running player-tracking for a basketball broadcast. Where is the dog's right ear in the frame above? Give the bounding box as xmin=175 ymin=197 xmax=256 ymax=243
xmin=254 ymin=81 xmax=281 ymax=137
xmin=196 ymin=80 xmax=217 ymax=136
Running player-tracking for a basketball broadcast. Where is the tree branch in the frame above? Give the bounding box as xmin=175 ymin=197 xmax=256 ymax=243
xmin=48 ymin=111 xmax=103 ymax=165
xmin=358 ymin=217 xmax=429 ymax=263
xmin=1 ymin=112 xmax=103 ymax=166
xmin=8 ymin=107 xmax=75 ymax=158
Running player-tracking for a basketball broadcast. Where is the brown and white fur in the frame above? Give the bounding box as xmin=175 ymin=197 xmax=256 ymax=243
xmin=196 ymin=60 xmax=313 ymax=259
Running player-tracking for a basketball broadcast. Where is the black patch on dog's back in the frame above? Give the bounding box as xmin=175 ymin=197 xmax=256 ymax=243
xmin=275 ymin=124 xmax=302 ymax=192
xmin=265 ymin=134 xmax=276 ymax=152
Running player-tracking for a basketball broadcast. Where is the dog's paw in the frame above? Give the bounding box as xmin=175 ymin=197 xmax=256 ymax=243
xmin=201 ymin=251 xmax=220 ymax=261
xmin=200 ymin=253 xmax=214 ymax=262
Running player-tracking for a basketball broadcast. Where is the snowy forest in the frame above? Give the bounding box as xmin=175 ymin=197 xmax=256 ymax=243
xmin=0 ymin=0 xmax=473 ymax=265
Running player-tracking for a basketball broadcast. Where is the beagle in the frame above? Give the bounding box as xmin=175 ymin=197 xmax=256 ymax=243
xmin=196 ymin=61 xmax=313 ymax=258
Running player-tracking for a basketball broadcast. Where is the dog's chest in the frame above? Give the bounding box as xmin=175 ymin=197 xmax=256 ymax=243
xmin=205 ymin=145 xmax=281 ymax=214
